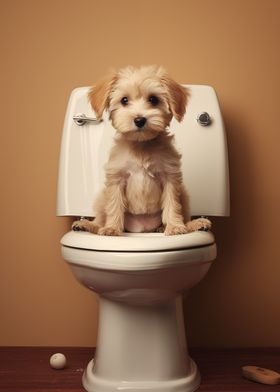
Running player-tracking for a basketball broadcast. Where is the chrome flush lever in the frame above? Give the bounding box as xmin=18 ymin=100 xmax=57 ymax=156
xmin=73 ymin=113 xmax=102 ymax=126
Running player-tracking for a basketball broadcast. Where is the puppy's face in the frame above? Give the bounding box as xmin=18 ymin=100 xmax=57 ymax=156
xmin=89 ymin=66 xmax=188 ymax=142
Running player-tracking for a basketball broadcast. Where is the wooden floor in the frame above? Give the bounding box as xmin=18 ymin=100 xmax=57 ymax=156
xmin=0 ymin=347 xmax=279 ymax=391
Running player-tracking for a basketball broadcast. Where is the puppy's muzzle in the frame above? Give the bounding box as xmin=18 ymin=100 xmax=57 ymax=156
xmin=134 ymin=117 xmax=147 ymax=129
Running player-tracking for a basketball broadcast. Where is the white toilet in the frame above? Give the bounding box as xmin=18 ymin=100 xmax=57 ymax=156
xmin=57 ymin=85 xmax=229 ymax=392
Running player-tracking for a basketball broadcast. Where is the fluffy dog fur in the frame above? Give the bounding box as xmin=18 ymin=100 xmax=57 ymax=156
xmin=72 ymin=65 xmax=211 ymax=236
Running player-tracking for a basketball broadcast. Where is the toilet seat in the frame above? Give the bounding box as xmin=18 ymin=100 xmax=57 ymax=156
xmin=61 ymin=230 xmax=215 ymax=252
xmin=61 ymin=231 xmax=216 ymax=271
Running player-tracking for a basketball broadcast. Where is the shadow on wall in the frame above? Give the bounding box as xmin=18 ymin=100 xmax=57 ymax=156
xmin=184 ymin=103 xmax=260 ymax=347
xmin=210 ymin=103 xmax=259 ymax=257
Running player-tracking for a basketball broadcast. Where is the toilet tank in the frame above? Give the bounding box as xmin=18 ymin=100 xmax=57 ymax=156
xmin=57 ymin=85 xmax=230 ymax=217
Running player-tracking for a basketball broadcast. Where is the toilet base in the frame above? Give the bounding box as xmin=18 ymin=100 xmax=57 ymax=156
xmin=83 ymin=358 xmax=200 ymax=392
xmin=81 ymin=295 xmax=201 ymax=392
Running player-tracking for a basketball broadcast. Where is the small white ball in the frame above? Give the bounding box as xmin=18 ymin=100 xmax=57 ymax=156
xmin=50 ymin=353 xmax=67 ymax=369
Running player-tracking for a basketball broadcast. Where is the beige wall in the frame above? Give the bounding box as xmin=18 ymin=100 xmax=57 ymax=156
xmin=1 ymin=0 xmax=280 ymax=347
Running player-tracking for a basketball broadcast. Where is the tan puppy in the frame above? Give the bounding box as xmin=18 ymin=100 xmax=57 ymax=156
xmin=73 ymin=65 xmax=211 ymax=236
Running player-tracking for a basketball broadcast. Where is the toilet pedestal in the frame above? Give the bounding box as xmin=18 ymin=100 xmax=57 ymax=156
xmin=83 ymin=295 xmax=200 ymax=392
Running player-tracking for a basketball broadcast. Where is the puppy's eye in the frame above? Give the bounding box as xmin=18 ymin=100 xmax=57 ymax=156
xmin=121 ymin=97 xmax=129 ymax=106
xmin=148 ymin=95 xmax=160 ymax=106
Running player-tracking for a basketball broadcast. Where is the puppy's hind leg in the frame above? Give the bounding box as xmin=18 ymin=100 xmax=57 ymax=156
xmin=185 ymin=217 xmax=212 ymax=232
xmin=180 ymin=187 xmax=212 ymax=232
xmin=72 ymin=193 xmax=106 ymax=233
xmin=72 ymin=210 xmax=106 ymax=233
xmin=72 ymin=218 xmax=100 ymax=233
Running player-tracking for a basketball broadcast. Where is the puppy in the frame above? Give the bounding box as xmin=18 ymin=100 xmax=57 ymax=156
xmin=73 ymin=65 xmax=211 ymax=236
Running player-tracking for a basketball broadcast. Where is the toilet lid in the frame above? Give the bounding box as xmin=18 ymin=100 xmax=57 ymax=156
xmin=61 ymin=230 xmax=215 ymax=252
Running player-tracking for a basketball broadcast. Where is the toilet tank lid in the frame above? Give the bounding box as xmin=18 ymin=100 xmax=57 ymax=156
xmin=61 ymin=230 xmax=215 ymax=253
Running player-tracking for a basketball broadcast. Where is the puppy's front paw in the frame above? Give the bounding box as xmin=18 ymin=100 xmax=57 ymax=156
xmin=164 ymin=225 xmax=188 ymax=236
xmin=186 ymin=218 xmax=212 ymax=232
xmin=72 ymin=219 xmax=99 ymax=234
xmin=98 ymin=227 xmax=122 ymax=236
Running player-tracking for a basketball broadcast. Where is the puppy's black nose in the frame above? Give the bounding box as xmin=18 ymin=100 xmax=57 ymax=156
xmin=134 ymin=117 xmax=147 ymax=128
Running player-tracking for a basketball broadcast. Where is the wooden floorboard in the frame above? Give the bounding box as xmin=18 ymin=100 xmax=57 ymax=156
xmin=0 ymin=347 xmax=279 ymax=391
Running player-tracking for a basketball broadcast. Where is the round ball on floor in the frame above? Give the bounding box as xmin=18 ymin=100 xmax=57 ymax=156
xmin=50 ymin=353 xmax=67 ymax=369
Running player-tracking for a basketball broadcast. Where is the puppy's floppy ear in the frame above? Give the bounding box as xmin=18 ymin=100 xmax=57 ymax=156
xmin=161 ymin=74 xmax=188 ymax=122
xmin=88 ymin=72 xmax=118 ymax=119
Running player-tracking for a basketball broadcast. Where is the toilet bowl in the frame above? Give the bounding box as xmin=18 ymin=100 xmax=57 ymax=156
xmin=61 ymin=230 xmax=216 ymax=392
xmin=57 ymin=85 xmax=229 ymax=391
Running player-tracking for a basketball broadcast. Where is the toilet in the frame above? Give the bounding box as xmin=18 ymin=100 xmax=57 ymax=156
xmin=57 ymin=85 xmax=230 ymax=392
